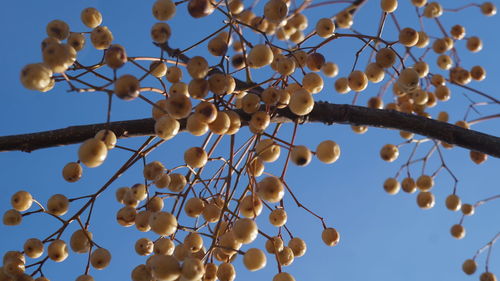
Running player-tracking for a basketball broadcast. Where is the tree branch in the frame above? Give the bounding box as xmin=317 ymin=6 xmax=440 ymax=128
xmin=1 ymin=103 xmax=499 ymax=157
xmin=4 ymin=4 xmax=498 ymax=158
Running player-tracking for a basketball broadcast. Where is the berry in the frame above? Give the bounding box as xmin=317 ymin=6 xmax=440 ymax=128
xmin=264 ymin=0 xmax=288 ymax=23
xmin=462 ymin=259 xmax=477 ymax=275
xmin=149 ymin=254 xmax=181 ymax=280
xmin=322 ymin=227 xmax=340 ymax=246
xmin=243 ymin=248 xmax=267 ymax=271
xmin=257 ymin=176 xmax=285 ymax=203
xmin=151 ymin=22 xmax=171 ymax=43
xmin=269 ymin=208 xmax=287 ymax=226
xmin=184 ymin=147 xmax=208 ymax=168
xmin=416 ymin=191 xmax=435 ymax=209
xmin=47 ymin=240 xmax=68 ymax=262
xmin=47 ymin=194 xmax=69 ymax=216
xmin=289 ymin=89 xmax=314 ymax=116
xmin=416 ymin=175 xmax=434 ymax=191
xmin=70 ymin=229 xmax=93 ymax=253
xmin=24 ymin=238 xmax=44 ymax=258
xmin=20 ymin=63 xmax=53 ymax=91
xmin=316 ymin=18 xmax=335 ymax=38
xmin=290 ymin=145 xmax=312 ymax=166
xmin=376 ymin=48 xmax=396 ymax=68
xmin=3 ymin=209 xmax=22 ymax=226
xmin=288 ymin=237 xmax=307 ymax=257
xmin=316 ymin=140 xmax=340 ymax=164
xmin=423 ymin=2 xmax=443 ymax=18
xmin=248 ymin=44 xmax=274 ymax=68
xmin=149 ymin=212 xmax=178 ymax=236
xmin=273 ymin=272 xmax=296 ymax=281
xmin=217 ymin=262 xmax=236 ymax=281
xmin=481 ymin=2 xmax=496 ymax=16
xmin=399 ymin=27 xmax=418 ymax=47
xmin=114 ymin=75 xmax=140 ymax=101
xmin=347 ymin=70 xmax=368 ymax=92
xmin=445 ymin=194 xmax=461 ymax=211
xmin=383 ymin=178 xmax=400 ymax=194
xmin=94 ymin=129 xmax=117 ymax=149
xmin=46 ymin=20 xmax=70 ymax=40
xmin=90 ymin=26 xmax=113 ymax=50
xmin=381 ymin=0 xmax=398 ymax=13
xmin=480 ymin=272 xmax=497 ymax=281
xmin=11 ymin=191 xmax=33 ymax=212
xmin=450 ymin=224 xmax=465 ymax=239
xmin=233 ymin=218 xmax=258 ymax=244
xmin=152 ymin=0 xmax=176 ymax=20
xmin=188 ymin=0 xmax=215 ymax=18
xmin=81 ymin=7 xmax=102 ymax=28
xmin=380 ymin=144 xmax=399 ymax=162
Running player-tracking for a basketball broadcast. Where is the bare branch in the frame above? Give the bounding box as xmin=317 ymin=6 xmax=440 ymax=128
xmin=1 ymin=103 xmax=499 ymax=157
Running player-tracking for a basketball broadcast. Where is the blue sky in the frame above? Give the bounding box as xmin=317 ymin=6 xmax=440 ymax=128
xmin=0 ymin=0 xmax=499 ymax=281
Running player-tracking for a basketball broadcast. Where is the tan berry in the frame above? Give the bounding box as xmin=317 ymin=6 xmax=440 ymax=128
xmin=450 ymin=224 xmax=465 ymax=239
xmin=47 ymin=240 xmax=68 ymax=262
xmin=90 ymin=26 xmax=113 ymax=50
xmin=322 ymin=227 xmax=340 ymax=246
xmin=416 ymin=191 xmax=435 ymax=209
xmin=380 ymin=144 xmax=399 ymax=162
xmin=381 ymin=0 xmax=398 ymax=13
xmin=47 ymin=194 xmax=69 ymax=216
xmin=81 ymin=7 xmax=102 ymax=28
xmin=152 ymin=0 xmax=176 ymax=20
xmin=257 ymin=176 xmax=284 ymax=203
xmin=445 ymin=194 xmax=461 ymax=211
xmin=149 ymin=211 xmax=177 ymax=236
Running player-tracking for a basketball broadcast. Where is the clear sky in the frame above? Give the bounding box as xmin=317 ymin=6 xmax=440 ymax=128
xmin=0 ymin=0 xmax=499 ymax=281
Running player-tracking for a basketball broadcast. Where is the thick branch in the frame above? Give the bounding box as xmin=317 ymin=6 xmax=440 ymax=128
xmin=1 ymin=103 xmax=499 ymax=157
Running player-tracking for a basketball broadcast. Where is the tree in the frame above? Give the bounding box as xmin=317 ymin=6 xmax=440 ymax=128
xmin=0 ymin=0 xmax=499 ymax=280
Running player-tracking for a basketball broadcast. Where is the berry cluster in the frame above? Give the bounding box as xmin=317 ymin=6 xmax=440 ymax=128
xmin=4 ymin=0 xmax=499 ymax=280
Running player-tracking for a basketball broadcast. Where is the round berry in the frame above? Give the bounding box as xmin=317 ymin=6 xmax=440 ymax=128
xmin=322 ymin=227 xmax=340 ymax=246
xmin=81 ymin=7 xmax=102 ymax=28
xmin=380 ymin=144 xmax=399 ymax=162
xmin=383 ymin=178 xmax=400 ymax=195
xmin=152 ymin=0 xmax=176 ymax=20
xmin=450 ymin=224 xmax=465 ymax=239
xmin=184 ymin=147 xmax=208 ymax=168
xmin=90 ymin=26 xmax=113 ymax=50
xmin=47 ymin=240 xmax=68 ymax=262
xmin=462 ymin=259 xmax=477 ymax=275
xmin=78 ymin=138 xmax=108 ymax=168
xmin=416 ymin=191 xmax=435 ymax=209
xmin=243 ymin=248 xmax=267 ymax=271
xmin=380 ymin=0 xmax=398 ymax=13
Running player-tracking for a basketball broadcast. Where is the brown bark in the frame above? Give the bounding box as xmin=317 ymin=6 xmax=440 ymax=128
xmin=0 ymin=103 xmax=499 ymax=157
